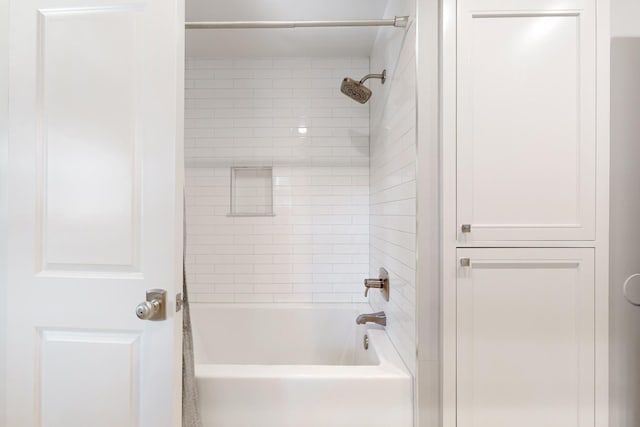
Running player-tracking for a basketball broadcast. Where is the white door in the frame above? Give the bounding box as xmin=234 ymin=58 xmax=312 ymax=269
xmin=6 ymin=0 xmax=184 ymax=425
xmin=456 ymin=248 xmax=595 ymax=427
xmin=456 ymin=0 xmax=596 ymax=243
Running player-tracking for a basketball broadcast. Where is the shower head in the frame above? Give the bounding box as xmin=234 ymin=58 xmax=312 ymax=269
xmin=341 ymin=78 xmax=372 ymax=104
xmin=340 ymin=70 xmax=386 ymax=104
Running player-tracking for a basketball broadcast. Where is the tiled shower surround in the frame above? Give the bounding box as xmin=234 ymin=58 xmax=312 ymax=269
xmin=184 ymin=57 xmax=371 ymax=303
xmin=368 ymin=3 xmax=418 ymax=374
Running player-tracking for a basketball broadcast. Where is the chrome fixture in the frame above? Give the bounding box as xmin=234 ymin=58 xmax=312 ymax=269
xmin=176 ymin=292 xmax=184 ymax=312
xmin=364 ymin=267 xmax=390 ymax=301
xmin=135 ymin=289 xmax=167 ymax=321
xmin=341 ymin=70 xmax=386 ymax=104
xmin=356 ymin=311 xmax=387 ymax=327
xmin=363 ymin=334 xmax=369 ymax=350
xmin=461 ymin=224 xmax=471 ymax=233
xmin=460 ymin=258 xmax=471 ymax=267
xmin=185 ymin=16 xmax=409 ymax=30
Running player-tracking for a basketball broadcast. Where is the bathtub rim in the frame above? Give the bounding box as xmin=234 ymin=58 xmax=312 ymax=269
xmin=195 ymin=330 xmax=410 ymax=379
xmin=189 ymin=301 xmax=373 ymax=313
xmin=190 ymin=302 xmax=411 ymax=379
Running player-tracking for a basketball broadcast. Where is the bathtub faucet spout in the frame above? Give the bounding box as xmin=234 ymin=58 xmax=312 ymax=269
xmin=356 ymin=311 xmax=386 ymax=327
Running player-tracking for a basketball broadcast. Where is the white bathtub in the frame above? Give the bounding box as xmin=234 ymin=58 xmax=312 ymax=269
xmin=190 ymin=303 xmax=413 ymax=427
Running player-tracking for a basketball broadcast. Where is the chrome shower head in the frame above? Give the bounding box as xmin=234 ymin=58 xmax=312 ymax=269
xmin=340 ymin=70 xmax=386 ymax=104
xmin=340 ymin=78 xmax=372 ymax=104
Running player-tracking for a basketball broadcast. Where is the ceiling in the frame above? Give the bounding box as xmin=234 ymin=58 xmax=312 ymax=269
xmin=186 ymin=0 xmax=390 ymax=57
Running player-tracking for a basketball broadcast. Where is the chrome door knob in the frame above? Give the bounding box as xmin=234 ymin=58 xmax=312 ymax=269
xmin=136 ymin=300 xmax=160 ymax=320
xmin=135 ymin=289 xmax=167 ymax=321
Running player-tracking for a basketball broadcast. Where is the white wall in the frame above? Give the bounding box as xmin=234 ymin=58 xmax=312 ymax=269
xmin=610 ymin=3 xmax=640 ymax=425
xmin=610 ymin=38 xmax=640 ymax=427
xmin=415 ymin=0 xmax=441 ymax=425
xmin=184 ymin=57 xmax=371 ymax=303
xmin=611 ymin=0 xmax=640 ymax=37
xmin=0 ymin=0 xmax=8 ymax=421
xmin=369 ymin=0 xmax=418 ymax=375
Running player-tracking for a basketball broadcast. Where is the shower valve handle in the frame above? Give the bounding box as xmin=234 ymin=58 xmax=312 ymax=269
xmin=363 ymin=268 xmax=390 ymax=301
xmin=364 ymin=278 xmax=384 ymax=297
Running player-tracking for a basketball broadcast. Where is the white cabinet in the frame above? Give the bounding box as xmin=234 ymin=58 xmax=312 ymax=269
xmin=442 ymin=0 xmax=608 ymax=425
xmin=456 ymin=0 xmax=596 ymax=242
xmin=456 ymin=248 xmax=595 ymax=427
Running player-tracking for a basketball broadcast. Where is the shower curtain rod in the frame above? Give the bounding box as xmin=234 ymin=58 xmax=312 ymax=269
xmin=185 ymin=16 xmax=409 ymax=30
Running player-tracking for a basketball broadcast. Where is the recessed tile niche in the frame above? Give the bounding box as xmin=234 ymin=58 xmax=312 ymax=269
xmin=229 ymin=167 xmax=274 ymax=216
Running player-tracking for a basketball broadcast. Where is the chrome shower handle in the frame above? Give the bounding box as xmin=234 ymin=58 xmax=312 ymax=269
xmin=364 ymin=278 xmax=384 ymax=297
xmin=362 ymin=268 xmax=390 ymax=301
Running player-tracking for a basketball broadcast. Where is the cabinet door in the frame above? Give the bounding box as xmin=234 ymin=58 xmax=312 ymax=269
xmin=457 ymin=2 xmax=596 ymax=242
xmin=457 ymin=248 xmax=594 ymax=427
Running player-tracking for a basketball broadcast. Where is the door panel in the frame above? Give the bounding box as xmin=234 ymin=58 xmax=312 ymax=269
xmin=457 ymin=248 xmax=595 ymax=427
xmin=38 ymin=330 xmax=141 ymax=427
xmin=7 ymin=0 xmax=184 ymax=425
xmin=457 ymin=5 xmax=596 ymax=242
xmin=37 ymin=5 xmax=142 ymax=273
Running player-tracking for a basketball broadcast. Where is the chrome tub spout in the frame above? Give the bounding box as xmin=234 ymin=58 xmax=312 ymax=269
xmin=355 ymin=311 xmax=386 ymax=327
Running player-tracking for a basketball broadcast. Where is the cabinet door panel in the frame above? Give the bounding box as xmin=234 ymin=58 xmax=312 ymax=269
xmin=457 ymin=248 xmax=594 ymax=427
xmin=457 ymin=7 xmax=596 ymax=242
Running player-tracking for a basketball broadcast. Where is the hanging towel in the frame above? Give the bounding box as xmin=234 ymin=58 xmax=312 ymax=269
xmin=182 ymin=196 xmax=202 ymax=427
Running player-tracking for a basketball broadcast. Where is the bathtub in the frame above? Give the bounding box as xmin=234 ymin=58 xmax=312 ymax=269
xmin=190 ymin=303 xmax=413 ymax=427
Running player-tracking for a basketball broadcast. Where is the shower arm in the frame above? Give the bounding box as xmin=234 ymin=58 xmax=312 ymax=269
xmin=360 ymin=70 xmax=386 ymax=85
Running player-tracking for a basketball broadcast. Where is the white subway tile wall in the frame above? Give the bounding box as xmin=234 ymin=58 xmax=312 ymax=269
xmin=185 ymin=57 xmax=371 ymax=304
xmin=369 ymin=20 xmax=418 ymax=374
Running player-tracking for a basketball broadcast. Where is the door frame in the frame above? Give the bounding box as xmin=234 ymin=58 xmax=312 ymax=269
xmin=0 ymin=0 xmax=9 ymax=422
xmin=415 ymin=0 xmax=442 ymax=427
